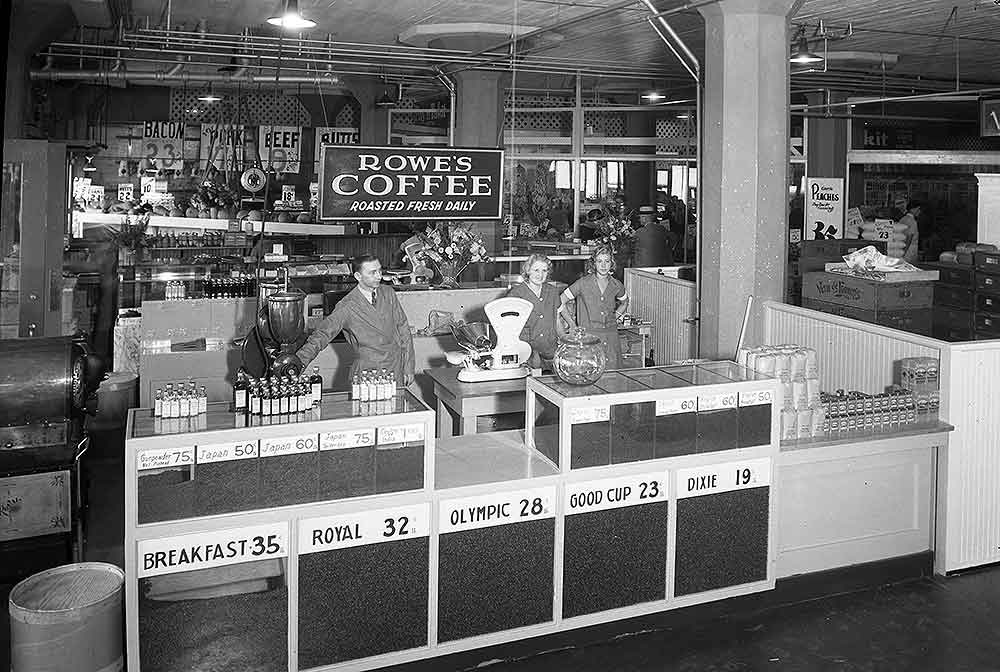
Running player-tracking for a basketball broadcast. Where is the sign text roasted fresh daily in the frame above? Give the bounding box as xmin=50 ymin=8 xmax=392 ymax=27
xmin=319 ymin=146 xmax=503 ymax=221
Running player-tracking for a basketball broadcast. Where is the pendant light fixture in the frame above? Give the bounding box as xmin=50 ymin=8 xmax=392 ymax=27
xmin=789 ymin=33 xmax=823 ymax=65
xmin=82 ymin=155 xmax=97 ymax=172
xmin=267 ymin=0 xmax=316 ymax=30
xmin=198 ymin=83 xmax=222 ymax=103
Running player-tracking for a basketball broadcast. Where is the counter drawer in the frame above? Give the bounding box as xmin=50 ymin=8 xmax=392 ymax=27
xmin=974 ymin=312 xmax=1000 ymax=337
xmin=974 ymin=251 xmax=1000 ymax=274
xmin=923 ymin=262 xmax=975 ymax=287
xmin=934 ymin=283 xmax=974 ymax=309
xmin=976 ymin=272 xmax=1000 ymax=294
xmin=933 ymin=324 xmax=974 ymax=342
xmin=975 ymin=291 xmax=1000 ymax=314
xmin=932 ymin=307 xmax=973 ymax=331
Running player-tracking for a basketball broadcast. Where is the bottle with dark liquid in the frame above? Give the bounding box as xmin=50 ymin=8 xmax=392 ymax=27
xmin=233 ymin=368 xmax=248 ymax=414
xmin=309 ymin=366 xmax=323 ymax=405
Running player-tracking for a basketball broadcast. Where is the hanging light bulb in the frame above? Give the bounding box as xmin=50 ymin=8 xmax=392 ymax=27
xmin=789 ymin=36 xmax=823 ymax=65
xmin=267 ymin=0 xmax=316 ymax=30
xmin=198 ymin=84 xmax=222 ymax=103
xmin=83 ymin=155 xmax=97 ymax=172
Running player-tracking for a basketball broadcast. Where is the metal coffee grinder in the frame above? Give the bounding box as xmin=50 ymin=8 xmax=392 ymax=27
xmin=240 ymin=268 xmax=306 ymax=379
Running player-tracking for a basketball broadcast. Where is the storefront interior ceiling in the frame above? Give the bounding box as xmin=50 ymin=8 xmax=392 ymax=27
xmin=24 ymin=0 xmax=1000 ymax=101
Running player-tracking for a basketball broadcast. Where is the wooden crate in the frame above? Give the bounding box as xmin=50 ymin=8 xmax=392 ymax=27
xmin=801 ymin=298 xmax=933 ymax=336
xmin=801 ymin=272 xmax=934 ymax=312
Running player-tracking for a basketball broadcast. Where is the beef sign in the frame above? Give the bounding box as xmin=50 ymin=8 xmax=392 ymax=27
xmin=319 ymin=145 xmax=503 ymax=221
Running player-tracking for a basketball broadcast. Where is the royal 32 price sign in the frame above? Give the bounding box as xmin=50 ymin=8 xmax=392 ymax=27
xmin=319 ymin=146 xmax=503 ymax=221
xmin=137 ymin=522 xmax=288 ymax=578
xmin=299 ymin=503 xmax=430 ymax=554
xmin=564 ymin=472 xmax=668 ymax=515
xmin=676 ymin=458 xmax=771 ymax=499
xmin=440 ymin=486 xmax=556 ymax=533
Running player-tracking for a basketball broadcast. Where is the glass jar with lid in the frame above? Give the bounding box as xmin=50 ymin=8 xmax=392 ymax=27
xmin=553 ymin=328 xmax=607 ymax=385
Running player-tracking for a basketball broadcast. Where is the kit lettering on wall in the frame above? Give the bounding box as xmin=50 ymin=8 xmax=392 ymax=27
xmin=564 ymin=472 xmax=668 ymax=515
xmin=259 ymin=433 xmax=319 ymax=457
xmin=299 ymin=503 xmax=430 ymax=554
xmin=137 ymin=523 xmax=288 ymax=578
xmin=195 ymin=440 xmax=259 ymax=464
xmin=676 ymin=458 xmax=772 ymax=499
xmin=440 ymin=486 xmax=556 ymax=533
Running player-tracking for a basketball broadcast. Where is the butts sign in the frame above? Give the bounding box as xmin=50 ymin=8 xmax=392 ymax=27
xmin=318 ymin=145 xmax=503 ymax=221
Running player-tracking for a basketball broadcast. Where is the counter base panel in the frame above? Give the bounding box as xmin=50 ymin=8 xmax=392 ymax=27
xmin=563 ymin=502 xmax=669 ymax=618
xmin=437 ymin=519 xmax=555 ymax=642
xmin=298 ymin=538 xmax=429 ymax=668
xmin=674 ymin=487 xmax=770 ymax=596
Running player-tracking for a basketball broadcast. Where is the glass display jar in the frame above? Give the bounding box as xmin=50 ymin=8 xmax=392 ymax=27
xmin=553 ymin=328 xmax=606 ymax=385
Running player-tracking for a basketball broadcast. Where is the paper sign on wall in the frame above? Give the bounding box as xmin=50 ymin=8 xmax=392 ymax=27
xmin=805 ymin=177 xmax=844 ymax=240
xmin=315 ymin=126 xmax=360 ymax=146
xmin=259 ymin=125 xmax=301 ymax=173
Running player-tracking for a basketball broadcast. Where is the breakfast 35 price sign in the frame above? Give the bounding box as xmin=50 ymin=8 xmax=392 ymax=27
xmin=318 ymin=145 xmax=503 ymax=221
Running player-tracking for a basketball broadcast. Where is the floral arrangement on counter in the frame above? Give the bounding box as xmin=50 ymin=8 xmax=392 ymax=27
xmin=414 ymin=222 xmax=492 ymax=287
xmin=593 ymin=199 xmax=637 ymax=253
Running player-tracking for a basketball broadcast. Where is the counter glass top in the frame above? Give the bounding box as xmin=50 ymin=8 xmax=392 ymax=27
xmin=130 ymin=388 xmax=428 ymax=439
xmin=531 ymin=362 xmax=772 ymax=398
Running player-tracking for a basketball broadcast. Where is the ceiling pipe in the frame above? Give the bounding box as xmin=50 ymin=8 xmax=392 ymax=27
xmin=29 ymin=68 xmax=341 ymax=86
xmin=638 ymin=0 xmax=700 ymax=81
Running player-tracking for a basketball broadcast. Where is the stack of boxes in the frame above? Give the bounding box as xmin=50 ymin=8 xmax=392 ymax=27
xmin=737 ymin=344 xmax=823 ymax=441
xmin=923 ymin=245 xmax=1000 ymax=341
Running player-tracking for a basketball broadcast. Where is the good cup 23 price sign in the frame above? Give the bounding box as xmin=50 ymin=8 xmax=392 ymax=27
xmin=564 ymin=472 xmax=667 ymax=515
xmin=319 ymin=146 xmax=503 ymax=221
xmin=137 ymin=523 xmax=288 ymax=578
xmin=299 ymin=503 xmax=430 ymax=554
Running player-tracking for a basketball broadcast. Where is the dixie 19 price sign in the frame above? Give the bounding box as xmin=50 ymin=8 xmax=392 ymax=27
xmin=319 ymin=145 xmax=503 ymax=221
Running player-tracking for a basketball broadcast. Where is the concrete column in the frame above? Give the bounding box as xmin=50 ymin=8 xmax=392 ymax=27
xmin=805 ymin=91 xmax=849 ymax=179
xmin=698 ymin=0 xmax=799 ymax=358
xmin=975 ymin=174 xmax=1000 ymax=244
xmin=343 ymin=77 xmax=389 ymax=146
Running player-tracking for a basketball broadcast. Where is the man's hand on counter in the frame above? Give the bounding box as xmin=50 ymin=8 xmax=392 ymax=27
xmin=404 ymin=371 xmax=415 ymax=386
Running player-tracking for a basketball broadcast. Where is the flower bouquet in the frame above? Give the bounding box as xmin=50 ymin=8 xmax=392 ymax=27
xmin=414 ymin=222 xmax=491 ymax=288
xmin=189 ymin=180 xmax=239 ymax=219
xmin=593 ymin=201 xmax=637 ymax=253
xmin=105 ymin=213 xmax=151 ymax=266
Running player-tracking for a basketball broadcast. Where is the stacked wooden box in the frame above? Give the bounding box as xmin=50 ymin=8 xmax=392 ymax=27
xmin=923 ymin=251 xmax=1000 ymax=341
xmin=801 ymin=270 xmax=934 ymax=336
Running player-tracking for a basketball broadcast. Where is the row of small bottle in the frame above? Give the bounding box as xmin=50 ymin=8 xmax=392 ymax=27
xmin=153 ymin=382 xmax=208 ymax=417
xmin=233 ymin=367 xmax=324 ymax=416
xmin=164 ymin=281 xmax=187 ymax=300
xmin=351 ymin=370 xmax=397 ymax=401
xmin=205 ymin=275 xmax=256 ymax=299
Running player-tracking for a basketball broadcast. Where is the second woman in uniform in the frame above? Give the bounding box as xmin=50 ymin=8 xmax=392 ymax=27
xmin=560 ymin=245 xmax=629 ymax=370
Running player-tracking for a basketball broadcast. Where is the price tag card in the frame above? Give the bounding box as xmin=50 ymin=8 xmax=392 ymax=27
xmin=739 ymin=389 xmax=774 ymax=407
xmin=697 ymin=391 xmax=739 ymax=412
xmin=137 ymin=446 xmax=194 ymax=471
xmin=656 ymin=396 xmax=698 ymax=416
xmin=196 ymin=439 xmax=259 ymax=464
xmin=299 ymin=503 xmax=430 ymax=554
xmin=873 ymin=218 xmax=894 ymax=241
xmin=137 ymin=522 xmax=288 ymax=578
xmin=260 ymin=433 xmax=319 ymax=458
xmin=569 ymin=405 xmax=610 ymax=424
xmin=564 ymin=472 xmax=667 ymax=515
xmin=377 ymin=424 xmax=423 ymax=445
xmin=117 ymin=183 xmax=134 ymax=202
xmin=676 ymin=457 xmax=771 ymax=499
xmin=320 ymin=428 xmax=375 ymax=451
xmin=440 ymin=486 xmax=556 ymax=533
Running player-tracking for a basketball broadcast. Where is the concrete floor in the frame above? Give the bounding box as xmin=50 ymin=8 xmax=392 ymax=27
xmin=5 ymin=428 xmax=1000 ymax=671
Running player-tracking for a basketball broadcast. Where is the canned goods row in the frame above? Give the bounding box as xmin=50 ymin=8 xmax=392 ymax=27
xmin=738 ymin=344 xmax=819 ymax=382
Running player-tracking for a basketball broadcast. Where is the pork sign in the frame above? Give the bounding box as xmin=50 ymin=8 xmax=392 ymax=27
xmin=318 ymin=145 xmax=503 ymax=221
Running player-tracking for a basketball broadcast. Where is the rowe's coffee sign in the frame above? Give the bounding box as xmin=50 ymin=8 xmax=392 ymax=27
xmin=318 ymin=145 xmax=503 ymax=221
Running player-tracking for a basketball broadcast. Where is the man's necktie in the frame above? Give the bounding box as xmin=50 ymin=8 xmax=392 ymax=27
xmin=371 ymin=290 xmax=377 ymax=308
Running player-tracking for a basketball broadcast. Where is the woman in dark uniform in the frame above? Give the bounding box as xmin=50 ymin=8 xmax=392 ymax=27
xmin=506 ymin=253 xmax=566 ymax=370
xmin=559 ymin=245 xmax=629 ymax=369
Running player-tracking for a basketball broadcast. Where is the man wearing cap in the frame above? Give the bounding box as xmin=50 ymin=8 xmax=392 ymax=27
xmin=633 ymin=204 xmax=675 ymax=267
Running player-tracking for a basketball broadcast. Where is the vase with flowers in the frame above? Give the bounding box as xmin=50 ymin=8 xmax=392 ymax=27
xmin=414 ymin=222 xmax=491 ymax=288
xmin=105 ymin=213 xmax=151 ymax=266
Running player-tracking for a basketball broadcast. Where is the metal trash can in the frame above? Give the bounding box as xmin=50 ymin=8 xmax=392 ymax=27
xmin=90 ymin=372 xmax=138 ymax=431
xmin=9 ymin=562 xmax=125 ymax=672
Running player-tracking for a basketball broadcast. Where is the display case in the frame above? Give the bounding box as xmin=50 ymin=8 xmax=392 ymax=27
xmin=125 ymin=363 xmax=779 ymax=672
